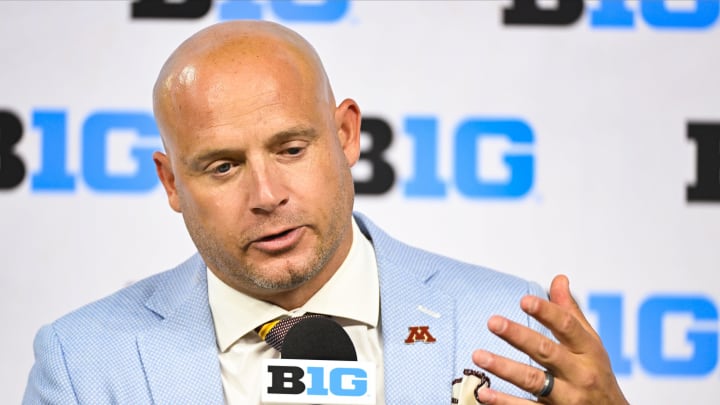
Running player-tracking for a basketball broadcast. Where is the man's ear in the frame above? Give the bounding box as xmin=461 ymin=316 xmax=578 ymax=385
xmin=153 ymin=151 xmax=182 ymax=213
xmin=334 ymin=98 xmax=362 ymax=167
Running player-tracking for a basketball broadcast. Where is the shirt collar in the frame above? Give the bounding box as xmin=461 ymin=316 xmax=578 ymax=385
xmin=207 ymin=218 xmax=379 ymax=352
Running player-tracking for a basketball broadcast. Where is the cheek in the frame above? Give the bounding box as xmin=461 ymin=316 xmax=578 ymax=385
xmin=297 ymin=154 xmax=346 ymax=195
xmin=178 ymin=182 xmax=231 ymax=221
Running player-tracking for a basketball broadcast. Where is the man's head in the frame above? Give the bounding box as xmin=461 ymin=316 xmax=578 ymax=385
xmin=152 ymin=21 xmax=361 ymax=309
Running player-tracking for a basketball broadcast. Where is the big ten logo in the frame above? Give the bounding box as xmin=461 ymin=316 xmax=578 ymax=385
xmin=264 ymin=360 xmax=375 ymax=403
xmin=130 ymin=0 xmax=350 ymax=23
xmin=0 ymin=110 xmax=160 ymax=192
xmin=687 ymin=122 xmax=720 ymax=202
xmin=358 ymin=117 xmax=535 ymax=198
xmin=503 ymin=0 xmax=720 ymax=29
xmin=589 ymin=293 xmax=719 ymax=376
xmin=0 ymin=109 xmax=535 ymax=198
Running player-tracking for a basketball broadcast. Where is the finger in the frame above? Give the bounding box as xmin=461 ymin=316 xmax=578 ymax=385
xmin=520 ymin=294 xmax=596 ymax=353
xmin=548 ymin=274 xmax=574 ymax=307
xmin=473 ymin=349 xmax=561 ymax=400
xmin=486 ymin=315 xmax=581 ymax=376
xmin=474 ymin=386 xmax=541 ymax=405
xmin=549 ymin=275 xmax=599 ymax=338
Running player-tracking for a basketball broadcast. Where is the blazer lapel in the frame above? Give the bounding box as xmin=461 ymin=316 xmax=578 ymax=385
xmin=354 ymin=213 xmax=458 ymax=403
xmin=137 ymin=262 xmax=225 ymax=404
xmin=377 ymin=251 xmax=456 ymax=403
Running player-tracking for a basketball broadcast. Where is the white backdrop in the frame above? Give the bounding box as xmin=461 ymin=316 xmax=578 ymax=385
xmin=2 ymin=1 xmax=719 ymax=403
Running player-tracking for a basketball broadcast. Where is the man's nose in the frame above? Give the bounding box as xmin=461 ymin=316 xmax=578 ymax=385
xmin=247 ymin=160 xmax=289 ymax=214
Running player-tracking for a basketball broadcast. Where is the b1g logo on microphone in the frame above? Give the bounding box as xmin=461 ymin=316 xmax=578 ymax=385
xmin=131 ymin=0 xmax=350 ymax=23
xmin=263 ymin=359 xmax=376 ymax=404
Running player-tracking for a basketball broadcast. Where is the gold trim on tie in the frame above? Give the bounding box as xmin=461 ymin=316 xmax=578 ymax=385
xmin=257 ymin=319 xmax=281 ymax=341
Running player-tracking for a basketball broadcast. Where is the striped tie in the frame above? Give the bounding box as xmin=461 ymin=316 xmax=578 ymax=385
xmin=257 ymin=313 xmax=324 ymax=352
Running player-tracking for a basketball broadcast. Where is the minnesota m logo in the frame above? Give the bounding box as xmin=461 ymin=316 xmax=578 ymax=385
xmin=404 ymin=326 xmax=437 ymax=344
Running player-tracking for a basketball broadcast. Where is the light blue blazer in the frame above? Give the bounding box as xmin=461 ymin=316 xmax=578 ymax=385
xmin=24 ymin=213 xmax=548 ymax=404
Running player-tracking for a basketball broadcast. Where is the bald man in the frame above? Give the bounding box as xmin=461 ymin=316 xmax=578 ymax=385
xmin=23 ymin=21 xmax=627 ymax=405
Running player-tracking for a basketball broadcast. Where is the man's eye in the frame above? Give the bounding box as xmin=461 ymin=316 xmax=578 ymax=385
xmin=286 ymin=147 xmax=302 ymax=155
xmin=215 ymin=162 xmax=232 ymax=173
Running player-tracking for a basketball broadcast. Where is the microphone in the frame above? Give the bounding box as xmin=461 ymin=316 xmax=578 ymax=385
xmin=281 ymin=316 xmax=357 ymax=361
xmin=262 ymin=317 xmax=376 ymax=404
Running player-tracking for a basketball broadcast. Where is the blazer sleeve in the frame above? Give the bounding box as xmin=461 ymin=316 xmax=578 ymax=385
xmin=23 ymin=324 xmax=79 ymax=405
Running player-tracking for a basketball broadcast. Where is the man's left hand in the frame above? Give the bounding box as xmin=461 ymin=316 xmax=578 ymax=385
xmin=471 ymin=275 xmax=629 ymax=404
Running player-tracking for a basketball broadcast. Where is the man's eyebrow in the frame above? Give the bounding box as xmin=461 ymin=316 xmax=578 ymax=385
xmin=267 ymin=126 xmax=319 ymax=145
xmin=183 ymin=148 xmax=241 ymax=169
xmin=181 ymin=127 xmax=319 ymax=168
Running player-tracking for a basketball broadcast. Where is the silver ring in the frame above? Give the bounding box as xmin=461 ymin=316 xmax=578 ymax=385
xmin=537 ymin=370 xmax=554 ymax=397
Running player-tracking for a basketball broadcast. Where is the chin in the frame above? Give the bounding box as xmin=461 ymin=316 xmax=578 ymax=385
xmin=247 ymin=265 xmax=317 ymax=291
xmin=251 ymin=276 xmax=310 ymax=292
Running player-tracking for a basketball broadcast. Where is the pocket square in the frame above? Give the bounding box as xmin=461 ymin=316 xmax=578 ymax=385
xmin=451 ymin=369 xmax=490 ymax=404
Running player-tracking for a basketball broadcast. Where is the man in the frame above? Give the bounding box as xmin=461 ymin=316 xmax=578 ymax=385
xmin=24 ymin=21 xmax=628 ymax=404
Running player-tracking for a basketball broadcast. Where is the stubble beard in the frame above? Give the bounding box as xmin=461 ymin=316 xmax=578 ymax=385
xmin=188 ymin=204 xmax=349 ymax=294
xmin=186 ymin=169 xmax=354 ymax=295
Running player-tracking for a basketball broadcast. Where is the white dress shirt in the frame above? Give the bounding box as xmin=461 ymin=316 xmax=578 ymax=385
xmin=207 ymin=218 xmax=384 ymax=404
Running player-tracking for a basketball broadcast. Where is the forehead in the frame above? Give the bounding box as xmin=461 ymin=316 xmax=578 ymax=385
xmin=176 ymin=45 xmax=310 ymax=112
xmin=162 ymin=31 xmax=326 ymax=107
xmin=159 ymin=45 xmax=330 ymax=150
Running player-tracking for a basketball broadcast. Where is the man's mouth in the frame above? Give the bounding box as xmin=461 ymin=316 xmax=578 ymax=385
xmin=259 ymin=228 xmax=294 ymax=241
xmin=251 ymin=226 xmax=304 ymax=254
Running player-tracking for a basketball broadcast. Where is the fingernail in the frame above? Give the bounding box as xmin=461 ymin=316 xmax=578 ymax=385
xmin=476 ymin=388 xmax=495 ymax=403
xmin=488 ymin=316 xmax=506 ymax=333
xmin=521 ymin=296 xmax=539 ymax=314
xmin=474 ymin=351 xmax=491 ymax=368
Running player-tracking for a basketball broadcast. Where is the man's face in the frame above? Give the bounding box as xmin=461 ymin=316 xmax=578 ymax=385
xmin=154 ymin=48 xmax=360 ymax=302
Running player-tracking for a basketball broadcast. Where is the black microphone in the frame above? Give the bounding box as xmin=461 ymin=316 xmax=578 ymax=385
xmin=281 ymin=316 xmax=358 ymax=361
xmin=262 ymin=316 xmax=375 ymax=403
